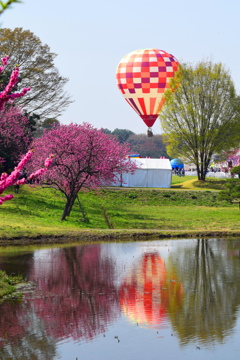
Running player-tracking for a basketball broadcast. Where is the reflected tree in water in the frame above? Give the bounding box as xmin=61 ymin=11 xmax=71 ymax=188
xmin=225 ymin=239 xmax=240 ymax=260
xmin=167 ymin=239 xmax=240 ymax=347
xmin=0 ymin=252 xmax=34 ymax=278
xmin=29 ymin=245 xmax=120 ymax=342
xmin=0 ymin=301 xmax=57 ymax=359
xmin=0 ymin=245 xmax=120 ymax=356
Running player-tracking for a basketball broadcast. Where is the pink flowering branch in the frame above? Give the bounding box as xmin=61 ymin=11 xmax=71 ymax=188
xmin=27 ymin=154 xmax=54 ymax=181
xmin=0 ymin=56 xmax=31 ymax=110
xmin=0 ymin=54 xmax=44 ymax=205
xmin=0 ymin=152 xmax=54 ymax=205
xmin=0 ymin=55 xmax=9 ymax=73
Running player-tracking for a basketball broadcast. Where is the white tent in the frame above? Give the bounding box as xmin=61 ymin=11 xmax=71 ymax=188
xmin=119 ymin=158 xmax=172 ymax=188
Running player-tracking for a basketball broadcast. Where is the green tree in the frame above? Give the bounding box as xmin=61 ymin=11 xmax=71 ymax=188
xmin=111 ymin=128 xmax=134 ymax=143
xmin=127 ymin=133 xmax=168 ymax=158
xmin=167 ymin=239 xmax=240 ymax=345
xmin=101 ymin=128 xmax=135 ymax=143
xmin=231 ymin=165 xmax=240 ymax=178
xmin=159 ymin=61 xmax=240 ymax=180
xmin=101 ymin=128 xmax=112 ymax=135
xmin=0 ymin=28 xmax=72 ymax=120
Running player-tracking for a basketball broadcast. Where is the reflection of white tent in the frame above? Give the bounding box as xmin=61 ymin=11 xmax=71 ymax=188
xmin=119 ymin=158 xmax=172 ymax=188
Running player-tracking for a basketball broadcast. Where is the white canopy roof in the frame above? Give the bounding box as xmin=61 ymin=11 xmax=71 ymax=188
xmin=119 ymin=158 xmax=172 ymax=188
xmin=131 ymin=158 xmax=172 ymax=170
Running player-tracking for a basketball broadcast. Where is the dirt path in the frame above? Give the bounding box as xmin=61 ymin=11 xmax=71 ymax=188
xmin=171 ymin=178 xmax=197 ymax=190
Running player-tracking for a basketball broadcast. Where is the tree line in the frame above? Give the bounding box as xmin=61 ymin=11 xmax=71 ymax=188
xmin=102 ymin=128 xmax=168 ymax=158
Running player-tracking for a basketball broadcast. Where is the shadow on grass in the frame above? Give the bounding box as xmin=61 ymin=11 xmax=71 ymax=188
xmin=171 ymin=184 xmax=184 ymax=189
xmin=1 ymin=187 xmax=65 ymax=218
xmin=193 ymin=179 xmax=226 ymax=190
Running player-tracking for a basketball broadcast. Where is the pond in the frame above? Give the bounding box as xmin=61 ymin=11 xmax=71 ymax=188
xmin=0 ymin=238 xmax=240 ymax=360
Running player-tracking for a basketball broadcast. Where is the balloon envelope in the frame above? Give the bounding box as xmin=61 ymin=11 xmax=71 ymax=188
xmin=116 ymin=48 xmax=179 ymax=128
xmin=170 ymin=158 xmax=184 ymax=169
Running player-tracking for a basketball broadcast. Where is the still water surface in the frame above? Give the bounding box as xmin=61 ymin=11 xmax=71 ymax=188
xmin=0 ymin=238 xmax=240 ymax=359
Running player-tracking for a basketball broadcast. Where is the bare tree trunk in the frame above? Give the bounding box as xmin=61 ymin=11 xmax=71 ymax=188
xmin=61 ymin=194 xmax=77 ymax=221
xmin=197 ymin=160 xmax=206 ymax=181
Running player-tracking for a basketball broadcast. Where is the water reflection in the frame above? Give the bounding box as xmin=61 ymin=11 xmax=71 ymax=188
xmin=29 ymin=245 xmax=120 ymax=342
xmin=168 ymin=239 xmax=240 ymax=347
xmin=0 ymin=251 xmax=34 ymax=277
xmin=119 ymin=252 xmax=184 ymax=328
xmin=0 ymin=301 xmax=56 ymax=359
xmin=0 ymin=244 xmax=120 ymax=359
xmin=0 ymin=238 xmax=239 ymax=359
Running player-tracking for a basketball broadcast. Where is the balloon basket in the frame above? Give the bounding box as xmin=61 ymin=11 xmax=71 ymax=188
xmin=147 ymin=128 xmax=153 ymax=137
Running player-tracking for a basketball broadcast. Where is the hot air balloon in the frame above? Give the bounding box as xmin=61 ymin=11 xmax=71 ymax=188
xmin=170 ymin=158 xmax=184 ymax=169
xmin=116 ymin=48 xmax=179 ymax=136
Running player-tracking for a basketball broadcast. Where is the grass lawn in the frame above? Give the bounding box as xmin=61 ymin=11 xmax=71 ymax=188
xmin=0 ymin=176 xmax=239 ymax=242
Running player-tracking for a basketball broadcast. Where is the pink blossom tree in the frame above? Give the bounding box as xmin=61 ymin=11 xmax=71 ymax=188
xmin=0 ymin=55 xmax=31 ymax=109
xmin=27 ymin=123 xmax=137 ymax=220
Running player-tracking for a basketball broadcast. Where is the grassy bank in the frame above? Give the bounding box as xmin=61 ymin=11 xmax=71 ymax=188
xmin=0 ymin=176 xmax=239 ymax=243
xmin=0 ymin=270 xmax=23 ymax=301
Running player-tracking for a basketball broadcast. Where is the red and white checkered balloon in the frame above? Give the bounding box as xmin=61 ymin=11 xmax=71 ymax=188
xmin=116 ymin=49 xmax=179 ymax=129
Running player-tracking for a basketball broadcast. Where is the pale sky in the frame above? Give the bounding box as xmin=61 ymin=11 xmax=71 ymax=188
xmin=1 ymin=0 xmax=240 ymax=134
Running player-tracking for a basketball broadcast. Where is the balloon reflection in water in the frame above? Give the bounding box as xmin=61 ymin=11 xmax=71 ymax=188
xmin=119 ymin=253 xmax=184 ymax=329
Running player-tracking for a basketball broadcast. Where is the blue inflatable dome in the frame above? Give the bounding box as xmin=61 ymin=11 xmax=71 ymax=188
xmin=170 ymin=158 xmax=184 ymax=169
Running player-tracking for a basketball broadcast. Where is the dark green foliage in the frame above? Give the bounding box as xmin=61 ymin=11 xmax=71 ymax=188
xmin=231 ymin=165 xmax=240 ymax=177
xmin=101 ymin=128 xmax=112 ymax=135
xmin=102 ymin=128 xmax=135 ymax=143
xmin=128 ymin=192 xmax=137 ymax=199
xmin=219 ymin=179 xmax=240 ymax=208
xmin=111 ymin=128 xmax=135 ymax=143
